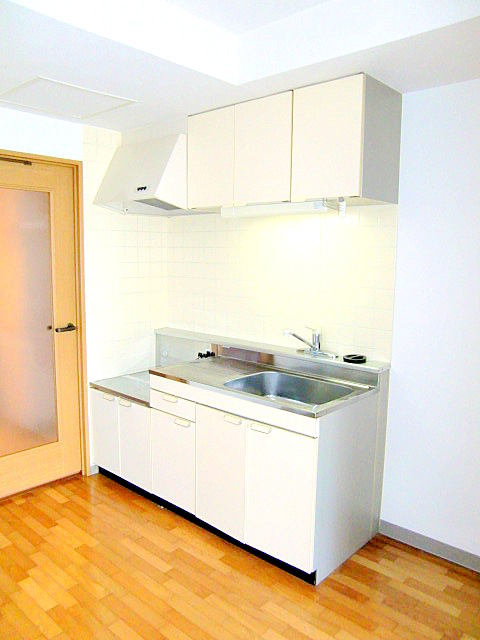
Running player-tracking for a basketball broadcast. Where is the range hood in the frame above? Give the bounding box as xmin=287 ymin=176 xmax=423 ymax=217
xmin=94 ymin=133 xmax=207 ymax=216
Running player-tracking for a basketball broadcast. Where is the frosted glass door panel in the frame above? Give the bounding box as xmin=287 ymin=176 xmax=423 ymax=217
xmin=0 ymin=188 xmax=58 ymax=457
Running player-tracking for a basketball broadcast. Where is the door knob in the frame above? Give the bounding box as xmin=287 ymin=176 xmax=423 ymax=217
xmin=55 ymin=323 xmax=76 ymax=333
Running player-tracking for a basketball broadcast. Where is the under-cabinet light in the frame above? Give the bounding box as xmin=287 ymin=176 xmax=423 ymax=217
xmin=220 ymin=198 xmax=346 ymax=219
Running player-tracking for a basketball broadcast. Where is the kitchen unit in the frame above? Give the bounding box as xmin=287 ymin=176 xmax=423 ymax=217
xmin=90 ymin=330 xmax=389 ymax=584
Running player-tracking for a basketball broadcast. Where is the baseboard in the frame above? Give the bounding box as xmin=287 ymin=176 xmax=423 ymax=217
xmin=379 ymin=520 xmax=480 ymax=573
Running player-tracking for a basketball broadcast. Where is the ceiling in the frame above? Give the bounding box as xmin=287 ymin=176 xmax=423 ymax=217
xmin=166 ymin=0 xmax=329 ymax=34
xmin=1 ymin=0 xmax=480 ymax=136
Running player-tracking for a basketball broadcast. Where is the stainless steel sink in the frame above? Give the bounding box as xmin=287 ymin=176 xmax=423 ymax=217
xmin=224 ymin=371 xmax=354 ymax=407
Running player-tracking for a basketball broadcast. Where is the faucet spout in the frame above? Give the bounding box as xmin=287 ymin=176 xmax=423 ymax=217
xmin=283 ymin=328 xmax=337 ymax=360
xmin=283 ymin=329 xmax=315 ymax=350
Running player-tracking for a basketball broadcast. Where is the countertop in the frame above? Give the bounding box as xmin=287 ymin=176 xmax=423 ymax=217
xmin=150 ymin=356 xmax=375 ymax=419
xmin=90 ymin=332 xmax=384 ymax=418
xmin=90 ymin=370 xmax=150 ymax=407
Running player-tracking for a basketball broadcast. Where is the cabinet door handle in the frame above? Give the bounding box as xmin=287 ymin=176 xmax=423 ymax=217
xmin=119 ymin=398 xmax=131 ymax=407
xmin=174 ymin=417 xmax=191 ymax=428
xmin=250 ymin=422 xmax=272 ymax=434
xmin=102 ymin=393 xmax=115 ymax=401
xmin=161 ymin=393 xmax=178 ymax=403
xmin=223 ymin=414 xmax=242 ymax=425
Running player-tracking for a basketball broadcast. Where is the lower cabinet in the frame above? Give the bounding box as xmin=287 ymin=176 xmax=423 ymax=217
xmin=92 ymin=386 xmax=317 ymax=573
xmin=151 ymin=408 xmax=196 ymax=514
xmin=118 ymin=398 xmax=151 ymax=492
xmin=90 ymin=389 xmax=151 ymax=490
xmin=92 ymin=376 xmax=380 ymax=582
xmin=90 ymin=390 xmax=120 ymax=475
xmin=245 ymin=420 xmax=317 ymax=572
xmin=196 ymin=404 xmax=247 ymax=542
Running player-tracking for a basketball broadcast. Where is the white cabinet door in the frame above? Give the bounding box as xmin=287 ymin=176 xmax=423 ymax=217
xmin=291 ymin=74 xmax=364 ymax=201
xmin=196 ymin=405 xmax=246 ymax=541
xmin=151 ymin=409 xmax=196 ymax=514
xmin=90 ymin=389 xmax=120 ymax=475
xmin=187 ymin=105 xmax=234 ymax=209
xmin=234 ymin=92 xmax=292 ymax=206
xmin=118 ymin=399 xmax=151 ymax=492
xmin=246 ymin=421 xmax=317 ymax=572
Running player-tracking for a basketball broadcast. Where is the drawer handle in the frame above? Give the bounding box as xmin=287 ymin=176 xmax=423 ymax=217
xmin=250 ymin=422 xmax=272 ymax=434
xmin=119 ymin=398 xmax=131 ymax=407
xmin=174 ymin=417 xmax=191 ymax=428
xmin=161 ymin=393 xmax=178 ymax=403
xmin=102 ymin=393 xmax=115 ymax=401
xmin=223 ymin=414 xmax=242 ymax=425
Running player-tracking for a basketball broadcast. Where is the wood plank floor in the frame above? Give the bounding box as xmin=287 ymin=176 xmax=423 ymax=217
xmin=0 ymin=474 xmax=478 ymax=640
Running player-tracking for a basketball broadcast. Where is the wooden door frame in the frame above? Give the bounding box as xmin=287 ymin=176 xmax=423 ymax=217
xmin=0 ymin=148 xmax=91 ymax=475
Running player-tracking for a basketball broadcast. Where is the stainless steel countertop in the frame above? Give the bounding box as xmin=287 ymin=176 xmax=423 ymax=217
xmin=90 ymin=370 xmax=150 ymax=407
xmin=155 ymin=326 xmax=390 ymax=373
xmin=150 ymin=357 xmax=375 ymax=418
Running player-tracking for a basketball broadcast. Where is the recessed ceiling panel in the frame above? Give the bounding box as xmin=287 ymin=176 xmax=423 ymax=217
xmin=0 ymin=77 xmax=136 ymax=119
xmin=167 ymin=0 xmax=328 ymax=33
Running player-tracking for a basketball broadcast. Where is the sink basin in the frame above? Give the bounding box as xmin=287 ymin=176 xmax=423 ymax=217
xmin=224 ymin=371 xmax=354 ymax=407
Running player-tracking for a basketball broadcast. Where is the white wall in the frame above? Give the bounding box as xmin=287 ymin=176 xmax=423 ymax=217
xmin=82 ymin=126 xmax=168 ymax=381
xmin=381 ymin=79 xmax=480 ymax=555
xmin=0 ymin=107 xmax=83 ymax=159
xmin=165 ymin=206 xmax=397 ymax=361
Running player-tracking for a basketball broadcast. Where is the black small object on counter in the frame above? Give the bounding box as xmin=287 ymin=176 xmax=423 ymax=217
xmin=197 ymin=351 xmax=215 ymax=359
xmin=343 ymin=354 xmax=367 ymax=364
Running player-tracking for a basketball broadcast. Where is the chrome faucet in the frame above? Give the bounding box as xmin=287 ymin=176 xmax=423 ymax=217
xmin=283 ymin=327 xmax=337 ymax=359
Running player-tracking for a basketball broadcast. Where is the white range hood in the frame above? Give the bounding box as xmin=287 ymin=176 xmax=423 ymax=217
xmin=94 ymin=133 xmax=207 ymax=216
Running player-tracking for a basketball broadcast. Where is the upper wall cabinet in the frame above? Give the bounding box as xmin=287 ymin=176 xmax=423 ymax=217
xmin=234 ymin=91 xmax=292 ymax=206
xmin=188 ymin=93 xmax=292 ymax=209
xmin=188 ymin=105 xmax=234 ymax=209
xmin=187 ymin=74 xmax=402 ymax=210
xmin=291 ymin=74 xmax=402 ymax=204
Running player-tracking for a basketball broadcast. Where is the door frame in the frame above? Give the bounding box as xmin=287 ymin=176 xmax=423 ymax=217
xmin=0 ymin=148 xmax=90 ymax=476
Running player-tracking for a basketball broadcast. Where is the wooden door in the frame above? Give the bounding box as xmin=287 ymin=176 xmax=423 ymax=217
xmin=0 ymin=152 xmax=84 ymax=498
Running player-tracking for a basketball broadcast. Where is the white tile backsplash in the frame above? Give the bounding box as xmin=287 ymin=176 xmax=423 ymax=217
xmin=163 ymin=206 xmax=397 ymax=361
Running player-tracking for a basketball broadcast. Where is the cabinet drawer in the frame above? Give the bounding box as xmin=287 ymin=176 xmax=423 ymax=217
xmin=150 ymin=388 xmax=195 ymax=421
